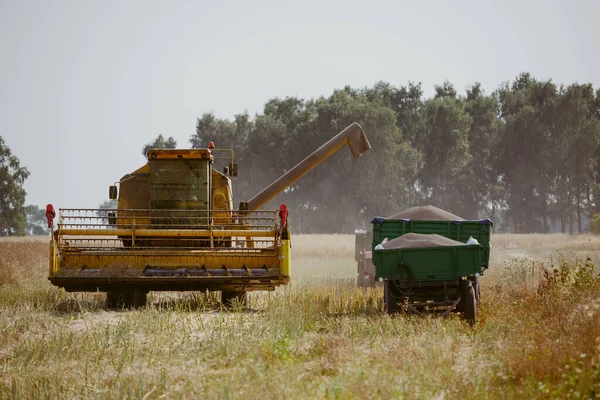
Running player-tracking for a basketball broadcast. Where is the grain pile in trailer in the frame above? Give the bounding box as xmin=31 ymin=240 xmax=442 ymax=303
xmin=381 ymin=233 xmax=467 ymax=250
xmin=387 ymin=205 xmax=464 ymax=221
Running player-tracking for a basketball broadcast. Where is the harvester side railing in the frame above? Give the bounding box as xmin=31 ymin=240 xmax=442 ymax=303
xmin=56 ymin=208 xmax=281 ymax=252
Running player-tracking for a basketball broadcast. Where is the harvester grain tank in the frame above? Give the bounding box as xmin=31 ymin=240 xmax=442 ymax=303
xmin=47 ymin=123 xmax=371 ymax=307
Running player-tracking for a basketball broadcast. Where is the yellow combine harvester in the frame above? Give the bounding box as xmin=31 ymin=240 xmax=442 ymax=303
xmin=47 ymin=123 xmax=371 ymax=307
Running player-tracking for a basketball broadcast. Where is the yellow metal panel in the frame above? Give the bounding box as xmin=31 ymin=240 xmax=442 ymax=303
xmin=280 ymin=239 xmax=291 ymax=277
xmin=49 ymin=238 xmax=59 ymax=277
xmin=60 ymin=251 xmax=279 ymax=270
xmin=49 ymin=239 xmax=55 ymax=277
xmin=118 ymin=167 xmax=151 ymax=210
xmin=128 ymin=163 xmax=150 ymax=175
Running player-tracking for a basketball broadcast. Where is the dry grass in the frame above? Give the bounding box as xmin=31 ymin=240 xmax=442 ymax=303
xmin=0 ymin=234 xmax=600 ymax=399
xmin=491 ymin=233 xmax=600 ymax=264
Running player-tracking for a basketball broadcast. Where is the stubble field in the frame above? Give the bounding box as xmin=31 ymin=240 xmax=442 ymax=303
xmin=1 ymin=234 xmax=600 ymax=399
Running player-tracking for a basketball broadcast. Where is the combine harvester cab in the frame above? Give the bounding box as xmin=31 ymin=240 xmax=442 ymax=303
xmin=48 ymin=123 xmax=371 ymax=308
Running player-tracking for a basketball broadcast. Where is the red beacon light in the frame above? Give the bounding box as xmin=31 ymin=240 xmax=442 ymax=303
xmin=207 ymin=141 xmax=215 ymax=150
xmin=46 ymin=204 xmax=56 ymax=229
xmin=279 ymin=204 xmax=288 ymax=229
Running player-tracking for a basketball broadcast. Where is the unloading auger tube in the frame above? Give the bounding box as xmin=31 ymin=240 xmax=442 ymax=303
xmin=241 ymin=122 xmax=371 ymax=212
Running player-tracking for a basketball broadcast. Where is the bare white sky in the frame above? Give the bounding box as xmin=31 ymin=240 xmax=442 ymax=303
xmin=1 ymin=0 xmax=598 ymax=210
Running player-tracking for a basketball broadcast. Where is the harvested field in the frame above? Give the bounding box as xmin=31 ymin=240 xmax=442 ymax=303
xmin=1 ymin=234 xmax=600 ymax=398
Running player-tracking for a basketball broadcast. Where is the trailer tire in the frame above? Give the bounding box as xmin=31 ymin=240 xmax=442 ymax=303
xmin=472 ymin=277 xmax=480 ymax=304
xmin=463 ymin=284 xmax=477 ymax=326
xmin=221 ymin=291 xmax=247 ymax=308
xmin=384 ymin=281 xmax=399 ymax=314
xmin=456 ymin=279 xmax=468 ymax=312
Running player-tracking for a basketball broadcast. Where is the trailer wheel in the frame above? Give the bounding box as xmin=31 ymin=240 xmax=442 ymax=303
xmin=463 ymin=284 xmax=477 ymax=326
xmin=456 ymin=279 xmax=468 ymax=312
xmin=472 ymin=277 xmax=480 ymax=304
xmin=384 ymin=281 xmax=399 ymax=314
xmin=221 ymin=291 xmax=247 ymax=308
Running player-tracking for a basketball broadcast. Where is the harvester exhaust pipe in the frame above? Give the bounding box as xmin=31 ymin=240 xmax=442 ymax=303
xmin=245 ymin=122 xmax=371 ymax=212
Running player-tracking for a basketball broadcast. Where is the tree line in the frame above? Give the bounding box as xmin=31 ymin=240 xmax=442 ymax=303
xmin=188 ymin=73 xmax=600 ymax=234
xmin=1 ymin=73 xmax=599 ymax=235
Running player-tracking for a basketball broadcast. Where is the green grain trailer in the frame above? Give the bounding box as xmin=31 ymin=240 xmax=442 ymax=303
xmin=370 ymin=218 xmax=493 ymax=324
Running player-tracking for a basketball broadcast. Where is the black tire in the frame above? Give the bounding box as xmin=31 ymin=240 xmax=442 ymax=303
xmin=463 ymin=284 xmax=477 ymax=326
xmin=472 ymin=277 xmax=480 ymax=304
xmin=221 ymin=291 xmax=248 ymax=308
xmin=133 ymin=290 xmax=148 ymax=308
xmin=384 ymin=281 xmax=399 ymax=314
xmin=106 ymin=290 xmax=138 ymax=309
xmin=121 ymin=290 xmax=135 ymax=308
xmin=106 ymin=291 xmax=119 ymax=308
xmin=456 ymin=279 xmax=468 ymax=312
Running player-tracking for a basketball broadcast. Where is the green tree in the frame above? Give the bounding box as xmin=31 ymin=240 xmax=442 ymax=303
xmin=183 ymin=77 xmax=600 ymax=234
xmin=191 ymin=112 xmax=254 ymax=203
xmin=191 ymin=113 xmax=239 ymax=149
xmin=288 ymin=87 xmax=419 ymax=232
xmin=364 ymin=81 xmax=425 ymax=151
xmin=0 ymin=136 xmax=29 ymax=236
xmin=25 ymin=205 xmax=49 ymax=235
xmin=142 ymin=134 xmax=177 ymax=157
xmin=551 ymin=84 xmax=600 ymax=233
xmin=462 ymin=83 xmax=504 ymax=221
xmin=417 ymin=85 xmax=472 ymax=216
xmin=99 ymin=200 xmax=117 ymax=209
xmin=591 ymin=213 xmax=600 ymax=234
xmin=496 ymin=74 xmax=557 ymax=232
xmin=96 ymin=200 xmax=118 ymax=223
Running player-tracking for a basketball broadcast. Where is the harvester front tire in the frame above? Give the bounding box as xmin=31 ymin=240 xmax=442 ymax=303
xmin=106 ymin=291 xmax=118 ymax=309
xmin=121 ymin=291 xmax=135 ymax=308
xmin=133 ymin=290 xmax=148 ymax=308
xmin=106 ymin=291 xmax=132 ymax=309
xmin=106 ymin=290 xmax=145 ymax=309
xmin=384 ymin=281 xmax=399 ymax=314
xmin=221 ymin=291 xmax=247 ymax=308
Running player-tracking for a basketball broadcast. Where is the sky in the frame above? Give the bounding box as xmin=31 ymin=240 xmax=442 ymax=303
xmin=1 ymin=0 xmax=599 ymax=210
